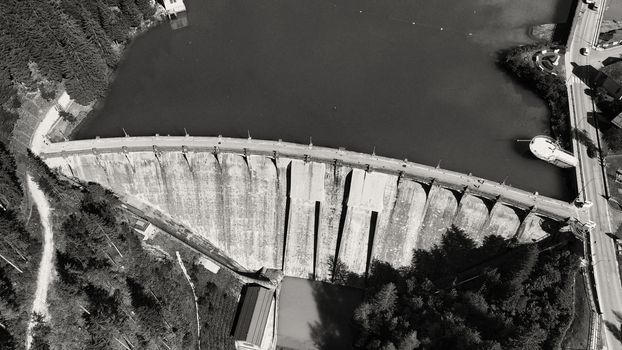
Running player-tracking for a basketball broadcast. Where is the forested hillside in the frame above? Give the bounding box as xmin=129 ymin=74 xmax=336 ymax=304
xmin=351 ymin=228 xmax=580 ymax=350
xmin=0 ymin=0 xmax=156 ymax=104
xmin=0 ymin=143 xmax=41 ymax=349
xmin=0 ymin=0 xmax=159 ymax=143
xmin=0 ymin=145 xmax=241 ymax=349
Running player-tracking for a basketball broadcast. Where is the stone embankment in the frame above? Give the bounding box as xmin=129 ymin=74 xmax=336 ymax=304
xmin=40 ymin=137 xmax=571 ymax=280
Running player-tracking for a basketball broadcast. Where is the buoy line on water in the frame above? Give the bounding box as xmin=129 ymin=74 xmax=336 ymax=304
xmin=321 ymin=0 xmax=477 ymax=38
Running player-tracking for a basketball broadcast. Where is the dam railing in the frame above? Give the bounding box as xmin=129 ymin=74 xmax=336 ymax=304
xmin=39 ymin=135 xmax=578 ymax=221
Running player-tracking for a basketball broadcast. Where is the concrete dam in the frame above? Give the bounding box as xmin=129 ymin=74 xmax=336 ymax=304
xmin=40 ymin=136 xmax=577 ymax=280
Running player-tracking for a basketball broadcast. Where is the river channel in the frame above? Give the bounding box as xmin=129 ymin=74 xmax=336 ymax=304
xmin=75 ymin=0 xmax=574 ymax=198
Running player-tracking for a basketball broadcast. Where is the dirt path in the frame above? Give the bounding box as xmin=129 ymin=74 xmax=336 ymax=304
xmin=176 ymin=251 xmax=201 ymax=350
xmin=25 ymin=174 xmax=54 ymax=349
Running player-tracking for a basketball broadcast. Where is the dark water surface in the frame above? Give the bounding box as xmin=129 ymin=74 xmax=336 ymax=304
xmin=76 ymin=0 xmax=574 ymax=199
xmin=277 ymin=277 xmax=363 ymax=349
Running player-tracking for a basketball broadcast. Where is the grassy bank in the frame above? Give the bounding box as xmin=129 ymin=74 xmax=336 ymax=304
xmin=560 ymin=273 xmax=592 ymax=349
xmin=499 ymin=44 xmax=572 ymax=150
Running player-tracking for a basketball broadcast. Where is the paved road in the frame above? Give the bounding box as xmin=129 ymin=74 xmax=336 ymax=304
xmin=591 ymin=45 xmax=622 ymax=69
xmin=30 ymin=92 xmax=71 ymax=155
xmin=40 ymin=136 xmax=578 ymax=220
xmin=565 ymin=0 xmax=622 ymax=348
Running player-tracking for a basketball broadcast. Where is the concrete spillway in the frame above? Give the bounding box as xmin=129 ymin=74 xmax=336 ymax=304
xmin=372 ymin=179 xmax=426 ymax=268
xmin=417 ymin=186 xmax=459 ymax=250
xmin=45 ymin=146 xmax=565 ymax=280
xmin=453 ymin=194 xmax=490 ymax=243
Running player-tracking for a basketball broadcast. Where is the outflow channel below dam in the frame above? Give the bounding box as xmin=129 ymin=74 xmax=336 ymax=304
xmin=40 ymin=136 xmax=577 ymax=279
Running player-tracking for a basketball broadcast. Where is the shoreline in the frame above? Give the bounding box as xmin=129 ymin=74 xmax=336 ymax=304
xmin=498 ymin=43 xmax=572 ymax=151
xmin=14 ymin=10 xmax=168 ymax=151
xmin=55 ymin=16 xmax=166 ymax=141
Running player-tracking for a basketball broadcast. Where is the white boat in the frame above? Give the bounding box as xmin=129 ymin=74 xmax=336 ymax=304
xmin=529 ymin=135 xmax=578 ymax=168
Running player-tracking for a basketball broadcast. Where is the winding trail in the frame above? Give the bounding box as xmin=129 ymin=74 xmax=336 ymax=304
xmin=25 ymin=175 xmax=54 ymax=349
xmin=176 ymin=251 xmax=201 ymax=350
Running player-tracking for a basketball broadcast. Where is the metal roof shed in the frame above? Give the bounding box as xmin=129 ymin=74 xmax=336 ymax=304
xmin=233 ymin=285 xmax=273 ymax=350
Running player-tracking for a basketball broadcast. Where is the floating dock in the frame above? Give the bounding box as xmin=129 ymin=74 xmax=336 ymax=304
xmin=529 ymin=135 xmax=578 ymax=168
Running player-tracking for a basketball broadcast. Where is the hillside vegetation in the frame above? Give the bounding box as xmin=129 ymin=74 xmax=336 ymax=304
xmin=499 ymin=44 xmax=571 ymax=150
xmin=0 ymin=0 xmax=159 ymax=142
xmin=0 ymin=143 xmax=41 ymax=349
xmin=0 ymin=144 xmax=241 ymax=349
xmin=352 ymin=227 xmax=580 ymax=350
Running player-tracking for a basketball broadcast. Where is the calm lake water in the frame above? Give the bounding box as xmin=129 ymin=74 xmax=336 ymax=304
xmin=75 ymin=0 xmax=574 ymax=198
xmin=277 ymin=277 xmax=363 ymax=350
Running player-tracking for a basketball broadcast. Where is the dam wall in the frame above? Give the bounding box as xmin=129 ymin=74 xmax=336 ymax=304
xmin=41 ymin=137 xmax=575 ymax=280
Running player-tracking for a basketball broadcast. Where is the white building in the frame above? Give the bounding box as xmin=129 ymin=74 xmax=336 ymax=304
xmin=162 ymin=0 xmax=186 ymax=18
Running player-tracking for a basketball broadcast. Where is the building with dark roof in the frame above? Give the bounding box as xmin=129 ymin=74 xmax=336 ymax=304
xmin=233 ymin=285 xmax=274 ymax=350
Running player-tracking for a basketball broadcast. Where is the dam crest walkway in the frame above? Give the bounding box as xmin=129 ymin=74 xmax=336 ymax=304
xmin=39 ymin=135 xmax=578 ymax=221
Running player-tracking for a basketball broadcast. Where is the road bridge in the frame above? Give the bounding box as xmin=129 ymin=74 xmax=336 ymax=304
xmin=565 ymin=0 xmax=622 ymax=348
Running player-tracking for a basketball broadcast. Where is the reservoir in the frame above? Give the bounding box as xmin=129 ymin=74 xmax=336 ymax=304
xmin=75 ymin=0 xmax=574 ymax=199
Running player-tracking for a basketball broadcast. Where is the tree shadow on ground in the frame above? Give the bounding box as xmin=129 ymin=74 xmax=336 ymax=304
xmin=309 ymin=226 xmax=584 ymax=349
xmin=572 ymin=127 xmax=599 ymax=158
xmin=604 ymin=311 xmax=622 ymax=343
xmin=310 ymin=228 xmax=517 ymax=349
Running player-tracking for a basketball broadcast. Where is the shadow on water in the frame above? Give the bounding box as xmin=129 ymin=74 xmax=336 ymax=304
xmin=309 ymin=281 xmax=363 ymax=350
xmin=510 ymin=137 xmax=536 ymax=161
xmin=277 ymin=277 xmax=362 ymax=350
xmin=553 ymin=0 xmax=577 ymax=42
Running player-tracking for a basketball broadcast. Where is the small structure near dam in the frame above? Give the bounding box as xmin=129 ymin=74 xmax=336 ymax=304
xmin=530 ymin=135 xmax=578 ymax=168
xmin=161 ymin=0 xmax=186 ymax=18
xmin=39 ymin=136 xmax=578 ymax=281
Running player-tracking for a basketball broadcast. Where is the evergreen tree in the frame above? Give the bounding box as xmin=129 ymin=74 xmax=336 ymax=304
xmin=61 ymin=1 xmax=119 ymax=68
xmin=135 ymin=0 xmax=156 ymax=19
xmin=119 ymin=0 xmax=143 ymax=27
xmin=353 ymin=228 xmax=581 ymax=350
xmin=97 ymin=2 xmax=130 ymax=43
xmin=79 ymin=5 xmax=119 ymax=67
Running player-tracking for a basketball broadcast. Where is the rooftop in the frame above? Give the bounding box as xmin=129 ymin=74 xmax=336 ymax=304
xmin=233 ymin=285 xmax=273 ymax=347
